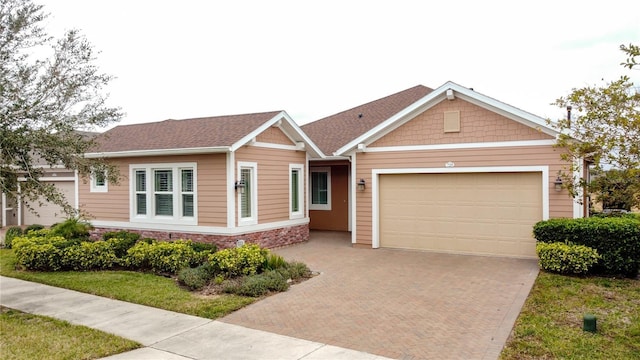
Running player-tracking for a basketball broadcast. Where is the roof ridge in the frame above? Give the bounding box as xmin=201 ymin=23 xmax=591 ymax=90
xmin=303 ymin=85 xmax=431 ymax=127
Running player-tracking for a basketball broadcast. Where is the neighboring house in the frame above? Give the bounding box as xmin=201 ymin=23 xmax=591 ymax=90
xmin=1 ymin=149 xmax=87 ymax=228
xmin=302 ymin=81 xmax=585 ymax=258
xmin=81 ymin=111 xmax=322 ymax=249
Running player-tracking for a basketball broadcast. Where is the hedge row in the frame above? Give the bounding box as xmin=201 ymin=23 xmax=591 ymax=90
xmin=533 ymin=217 xmax=640 ymax=277
xmin=12 ymin=232 xmax=213 ymax=273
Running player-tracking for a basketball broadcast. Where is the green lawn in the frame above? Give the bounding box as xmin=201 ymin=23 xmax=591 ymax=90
xmin=1 ymin=307 xmax=139 ymax=360
xmin=0 ymin=249 xmax=256 ymax=319
xmin=500 ymin=272 xmax=640 ymax=359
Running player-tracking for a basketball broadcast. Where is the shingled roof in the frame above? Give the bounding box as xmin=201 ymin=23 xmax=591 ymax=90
xmin=91 ymin=111 xmax=283 ymax=153
xmin=301 ymin=85 xmax=433 ymax=155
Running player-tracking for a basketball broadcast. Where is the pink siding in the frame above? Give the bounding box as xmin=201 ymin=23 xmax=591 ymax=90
xmin=255 ymin=127 xmax=295 ymax=145
xmin=78 ymin=154 xmax=228 ymax=226
xmin=370 ymin=98 xmax=553 ymax=147
xmin=235 ymin=146 xmax=307 ymax=225
xmin=354 ymin=145 xmax=574 ymax=246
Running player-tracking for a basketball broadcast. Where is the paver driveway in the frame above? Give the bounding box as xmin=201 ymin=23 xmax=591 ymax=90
xmin=221 ymin=231 xmax=539 ymax=360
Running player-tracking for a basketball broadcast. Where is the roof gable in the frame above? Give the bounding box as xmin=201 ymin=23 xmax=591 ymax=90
xmin=301 ymin=85 xmax=433 ymax=155
xmin=335 ymin=81 xmax=560 ymax=155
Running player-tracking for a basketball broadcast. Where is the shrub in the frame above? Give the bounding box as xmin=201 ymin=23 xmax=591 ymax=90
xmin=178 ymin=265 xmax=211 ymax=290
xmin=263 ymin=253 xmax=287 ymax=271
xmin=62 ymin=241 xmax=118 ymax=270
xmin=285 ymin=261 xmax=312 ymax=280
xmin=191 ymin=242 xmax=217 ymax=253
xmin=224 ymin=270 xmax=290 ymax=297
xmin=4 ymin=226 xmax=23 ymax=248
xmin=124 ymin=239 xmax=203 ymax=274
xmin=12 ymin=236 xmax=69 ymax=271
xmin=536 ymin=242 xmax=601 ymax=275
xmin=103 ymin=231 xmax=141 ymax=258
xmin=24 ymin=228 xmax=51 ymax=238
xmin=50 ymin=218 xmax=92 ymax=241
xmin=533 ymin=217 xmax=640 ymax=277
xmin=208 ymin=244 xmax=267 ymax=278
xmin=25 ymin=224 xmax=45 ymax=233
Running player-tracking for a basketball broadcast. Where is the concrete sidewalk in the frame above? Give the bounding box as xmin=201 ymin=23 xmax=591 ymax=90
xmin=0 ymin=276 xmax=391 ymax=360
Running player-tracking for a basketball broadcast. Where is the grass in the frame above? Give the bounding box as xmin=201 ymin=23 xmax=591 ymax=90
xmin=0 ymin=307 xmax=139 ymax=360
xmin=0 ymin=249 xmax=256 ymax=319
xmin=500 ymin=272 xmax=640 ymax=359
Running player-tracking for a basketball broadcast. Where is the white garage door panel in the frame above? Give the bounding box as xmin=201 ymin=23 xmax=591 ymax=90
xmin=23 ymin=181 xmax=75 ymax=226
xmin=379 ymin=172 xmax=541 ymax=258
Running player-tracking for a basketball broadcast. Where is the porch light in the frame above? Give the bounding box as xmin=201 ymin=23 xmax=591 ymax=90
xmin=357 ymin=178 xmax=366 ymax=191
xmin=554 ymin=175 xmax=563 ymax=192
xmin=235 ymin=179 xmax=246 ymax=194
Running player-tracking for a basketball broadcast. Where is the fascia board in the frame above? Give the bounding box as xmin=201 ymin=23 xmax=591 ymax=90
xmin=84 ymin=146 xmax=230 ymax=158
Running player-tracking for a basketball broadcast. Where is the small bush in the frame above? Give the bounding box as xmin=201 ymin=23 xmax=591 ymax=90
xmin=25 ymin=224 xmax=45 ymax=233
xmin=62 ymin=241 xmax=118 ymax=270
xmin=533 ymin=217 xmax=640 ymax=277
xmin=226 ymin=271 xmax=291 ymax=297
xmin=12 ymin=236 xmax=69 ymax=271
xmin=178 ymin=265 xmax=212 ymax=290
xmin=103 ymin=231 xmax=141 ymax=258
xmin=191 ymin=242 xmax=217 ymax=253
xmin=536 ymin=242 xmax=600 ymax=275
xmin=4 ymin=226 xmax=23 ymax=248
xmin=208 ymin=244 xmax=267 ymax=278
xmin=50 ymin=218 xmax=92 ymax=241
xmin=285 ymin=261 xmax=311 ymax=280
xmin=263 ymin=253 xmax=287 ymax=271
xmin=124 ymin=239 xmax=203 ymax=274
xmin=24 ymin=228 xmax=51 ymax=238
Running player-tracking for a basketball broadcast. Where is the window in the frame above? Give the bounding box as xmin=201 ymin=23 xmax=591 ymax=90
xmin=290 ymin=164 xmax=304 ymax=219
xmin=130 ymin=163 xmax=196 ymax=224
xmin=90 ymin=169 xmax=108 ymax=192
xmin=237 ymin=162 xmax=257 ymax=226
xmin=310 ymin=167 xmax=331 ymax=210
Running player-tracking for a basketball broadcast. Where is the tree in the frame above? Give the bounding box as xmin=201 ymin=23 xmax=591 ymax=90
xmin=1 ymin=0 xmax=121 ymax=216
xmin=552 ymin=43 xmax=640 ymax=210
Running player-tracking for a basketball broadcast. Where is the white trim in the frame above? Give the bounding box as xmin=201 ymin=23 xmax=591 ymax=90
xmin=17 ymin=183 xmax=22 ymax=226
xmin=363 ymin=139 xmax=556 ymax=153
xmin=309 ymin=167 xmax=331 ymax=211
xmin=251 ymin=142 xmax=300 ymax=151
xmin=1 ymin=193 xmax=6 ymax=227
xmin=349 ymin=151 xmax=356 ymax=241
xmin=90 ymin=170 xmax=108 ymax=193
xmin=129 ymin=162 xmax=198 ymax=225
xmin=371 ymin=166 xmax=549 ymax=249
xmin=74 ymin=170 xmax=79 ymax=211
xmin=237 ymin=161 xmax=258 ymax=226
xmin=229 ymin=111 xmax=325 ymax=158
xmin=90 ymin=217 xmax=309 ymax=236
xmin=573 ymin=159 xmax=585 ymax=218
xmin=85 ymin=146 xmax=230 ymax=158
xmin=305 ymin=153 xmax=310 ymax=219
xmin=226 ymin=152 xmax=235 ymax=228
xmin=289 ymin=163 xmax=305 ymax=220
xmin=335 ymin=81 xmax=560 ymax=156
xmin=17 ymin=177 xmax=75 ymax=182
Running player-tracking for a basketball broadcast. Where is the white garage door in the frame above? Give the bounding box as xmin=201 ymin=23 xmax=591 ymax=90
xmin=379 ymin=172 xmax=542 ymax=258
xmin=23 ymin=181 xmax=75 ymax=226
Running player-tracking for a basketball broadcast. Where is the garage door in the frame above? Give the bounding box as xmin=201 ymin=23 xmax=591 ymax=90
xmin=379 ymin=172 xmax=542 ymax=258
xmin=23 ymin=181 xmax=75 ymax=226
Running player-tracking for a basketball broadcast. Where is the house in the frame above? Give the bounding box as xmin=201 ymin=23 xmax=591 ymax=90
xmin=302 ymin=81 xmax=584 ymax=258
xmin=1 ymin=145 xmax=88 ymax=228
xmin=81 ymin=111 xmax=322 ymax=248
xmin=78 ymin=81 xmax=585 ymax=257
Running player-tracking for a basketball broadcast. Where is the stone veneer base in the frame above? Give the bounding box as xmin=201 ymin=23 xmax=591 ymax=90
xmin=90 ymin=224 xmax=309 ymax=249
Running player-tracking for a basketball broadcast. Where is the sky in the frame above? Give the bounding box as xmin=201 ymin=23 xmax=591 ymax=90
xmin=42 ymin=0 xmax=640 ymax=130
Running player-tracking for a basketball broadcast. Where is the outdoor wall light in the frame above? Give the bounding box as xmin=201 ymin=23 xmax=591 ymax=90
xmin=357 ymin=178 xmax=366 ymax=191
xmin=235 ymin=179 xmax=246 ymax=194
xmin=554 ymin=175 xmax=563 ymax=192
